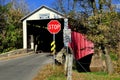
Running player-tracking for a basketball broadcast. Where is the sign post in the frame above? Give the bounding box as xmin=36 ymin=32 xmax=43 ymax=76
xmin=47 ymin=20 xmax=61 ymax=67
xmin=64 ymin=19 xmax=72 ymax=80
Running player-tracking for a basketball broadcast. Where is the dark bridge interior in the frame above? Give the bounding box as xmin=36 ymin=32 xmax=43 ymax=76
xmin=27 ymin=19 xmax=64 ymax=52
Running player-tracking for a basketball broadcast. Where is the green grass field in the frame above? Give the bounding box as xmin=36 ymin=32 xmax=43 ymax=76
xmin=34 ymin=64 xmax=120 ymax=80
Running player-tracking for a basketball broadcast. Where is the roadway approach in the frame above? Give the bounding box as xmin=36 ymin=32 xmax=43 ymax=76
xmin=0 ymin=53 xmax=52 ymax=80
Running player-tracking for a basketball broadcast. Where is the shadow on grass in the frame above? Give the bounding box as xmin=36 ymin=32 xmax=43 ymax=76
xmin=75 ymin=54 xmax=93 ymax=72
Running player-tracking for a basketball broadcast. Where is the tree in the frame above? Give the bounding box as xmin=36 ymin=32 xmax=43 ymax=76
xmin=0 ymin=0 xmax=30 ymax=53
xmin=84 ymin=12 xmax=119 ymax=74
xmin=0 ymin=1 xmax=10 ymax=52
xmin=10 ymin=0 xmax=29 ymax=15
xmin=53 ymin=0 xmax=120 ymax=74
xmin=81 ymin=0 xmax=120 ymax=74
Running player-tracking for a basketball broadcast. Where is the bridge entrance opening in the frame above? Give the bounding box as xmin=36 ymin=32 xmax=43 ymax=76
xmin=27 ymin=19 xmax=64 ymax=52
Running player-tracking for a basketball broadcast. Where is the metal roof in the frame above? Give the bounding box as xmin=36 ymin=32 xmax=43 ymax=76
xmin=21 ymin=5 xmax=65 ymax=21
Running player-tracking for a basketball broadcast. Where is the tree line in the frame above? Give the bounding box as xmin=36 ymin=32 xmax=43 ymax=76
xmin=0 ymin=0 xmax=29 ymax=53
xmin=53 ymin=0 xmax=120 ymax=74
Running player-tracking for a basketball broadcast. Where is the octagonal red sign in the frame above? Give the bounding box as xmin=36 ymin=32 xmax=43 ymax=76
xmin=47 ymin=20 xmax=61 ymax=34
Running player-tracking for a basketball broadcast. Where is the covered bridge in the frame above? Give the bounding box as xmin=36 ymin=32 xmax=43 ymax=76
xmin=21 ymin=5 xmax=65 ymax=52
xmin=21 ymin=5 xmax=94 ymax=61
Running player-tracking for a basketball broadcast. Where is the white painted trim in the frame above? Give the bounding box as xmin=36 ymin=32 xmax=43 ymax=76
xmin=23 ymin=21 xmax=27 ymax=49
xmin=21 ymin=5 xmax=65 ymax=21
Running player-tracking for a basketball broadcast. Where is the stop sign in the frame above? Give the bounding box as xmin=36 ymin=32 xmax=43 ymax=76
xmin=47 ymin=20 xmax=61 ymax=34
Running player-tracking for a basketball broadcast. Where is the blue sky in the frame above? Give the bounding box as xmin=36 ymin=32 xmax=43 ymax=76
xmin=25 ymin=0 xmax=120 ymax=11
xmin=4 ymin=0 xmax=54 ymax=11
xmin=4 ymin=0 xmax=120 ymax=12
xmin=25 ymin=0 xmax=54 ymax=11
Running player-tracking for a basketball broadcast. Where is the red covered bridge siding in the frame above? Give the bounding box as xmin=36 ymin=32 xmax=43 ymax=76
xmin=69 ymin=31 xmax=94 ymax=60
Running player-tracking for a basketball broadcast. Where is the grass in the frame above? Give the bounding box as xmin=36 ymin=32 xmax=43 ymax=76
xmin=109 ymin=52 xmax=118 ymax=61
xmin=33 ymin=64 xmax=120 ymax=80
xmin=33 ymin=64 xmax=66 ymax=80
xmin=46 ymin=73 xmax=65 ymax=80
xmin=76 ymin=72 xmax=120 ymax=80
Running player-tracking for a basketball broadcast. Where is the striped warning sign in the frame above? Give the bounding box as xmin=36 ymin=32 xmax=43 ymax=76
xmin=51 ymin=41 xmax=56 ymax=54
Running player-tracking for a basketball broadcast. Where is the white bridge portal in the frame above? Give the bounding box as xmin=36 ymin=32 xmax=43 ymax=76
xmin=21 ymin=5 xmax=68 ymax=52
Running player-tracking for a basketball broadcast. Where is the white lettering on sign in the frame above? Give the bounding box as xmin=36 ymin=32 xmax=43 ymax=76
xmin=63 ymin=29 xmax=71 ymax=47
xmin=47 ymin=20 xmax=61 ymax=34
xmin=48 ymin=24 xmax=60 ymax=29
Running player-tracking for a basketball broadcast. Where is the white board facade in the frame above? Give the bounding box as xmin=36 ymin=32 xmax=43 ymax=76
xmin=22 ymin=6 xmax=64 ymax=49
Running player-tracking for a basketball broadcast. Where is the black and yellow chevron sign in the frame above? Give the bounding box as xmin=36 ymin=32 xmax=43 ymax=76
xmin=51 ymin=41 xmax=56 ymax=55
